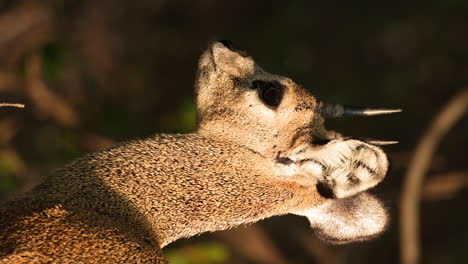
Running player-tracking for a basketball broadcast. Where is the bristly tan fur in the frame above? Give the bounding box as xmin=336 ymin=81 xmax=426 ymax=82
xmin=0 ymin=41 xmax=391 ymax=263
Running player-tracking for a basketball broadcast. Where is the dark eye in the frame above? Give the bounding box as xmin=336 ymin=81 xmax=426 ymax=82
xmin=251 ymin=80 xmax=284 ymax=108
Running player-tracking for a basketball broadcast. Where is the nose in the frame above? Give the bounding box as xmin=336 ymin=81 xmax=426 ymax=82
xmin=216 ymin=40 xmax=249 ymax=57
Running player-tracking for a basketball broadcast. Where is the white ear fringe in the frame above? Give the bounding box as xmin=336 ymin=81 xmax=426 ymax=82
xmin=295 ymin=192 xmax=388 ymax=243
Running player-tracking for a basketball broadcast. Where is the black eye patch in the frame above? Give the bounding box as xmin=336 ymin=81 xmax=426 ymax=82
xmin=251 ymin=80 xmax=285 ymax=108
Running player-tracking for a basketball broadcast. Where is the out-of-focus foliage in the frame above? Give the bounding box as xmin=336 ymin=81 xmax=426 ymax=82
xmin=1 ymin=0 xmax=467 ymax=263
xmin=165 ymin=242 xmax=229 ymax=264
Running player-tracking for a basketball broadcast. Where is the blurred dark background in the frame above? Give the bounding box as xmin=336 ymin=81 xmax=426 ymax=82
xmin=1 ymin=1 xmax=467 ymax=263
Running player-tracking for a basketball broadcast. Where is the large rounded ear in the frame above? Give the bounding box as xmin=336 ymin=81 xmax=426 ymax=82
xmin=296 ymin=192 xmax=389 ymax=243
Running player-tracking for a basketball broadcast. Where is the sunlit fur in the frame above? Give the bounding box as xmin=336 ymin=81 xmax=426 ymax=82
xmin=0 ymin=42 xmax=390 ymax=263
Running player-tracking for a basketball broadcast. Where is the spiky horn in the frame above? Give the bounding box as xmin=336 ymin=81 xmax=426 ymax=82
xmin=317 ymin=102 xmax=402 ymax=118
xmin=360 ymin=138 xmax=399 ymax=145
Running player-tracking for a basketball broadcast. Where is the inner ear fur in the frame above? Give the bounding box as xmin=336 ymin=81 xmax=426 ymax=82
xmin=296 ymin=192 xmax=389 ymax=243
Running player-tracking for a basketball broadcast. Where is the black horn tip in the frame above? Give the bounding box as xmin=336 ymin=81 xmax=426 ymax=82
xmin=316 ymin=102 xmax=402 ymax=118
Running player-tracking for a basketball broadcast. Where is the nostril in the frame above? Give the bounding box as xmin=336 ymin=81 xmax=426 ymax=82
xmin=218 ymin=40 xmax=249 ymax=57
xmin=219 ymin=40 xmax=234 ymax=49
xmin=316 ymin=182 xmax=335 ymax=199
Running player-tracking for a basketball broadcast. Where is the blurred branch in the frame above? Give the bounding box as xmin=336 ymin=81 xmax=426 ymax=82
xmin=400 ymin=88 xmax=468 ymax=264
xmin=0 ymin=72 xmax=19 ymax=92
xmin=0 ymin=119 xmax=18 ymax=145
xmin=25 ymin=54 xmax=79 ymax=127
xmin=215 ymin=224 xmax=290 ymax=264
xmin=25 ymin=54 xmax=113 ymax=151
xmin=0 ymin=1 xmax=55 ymax=66
xmin=296 ymin=232 xmax=344 ymax=264
xmin=422 ymin=171 xmax=468 ymax=201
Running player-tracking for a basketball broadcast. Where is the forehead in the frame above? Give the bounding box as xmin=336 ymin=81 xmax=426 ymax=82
xmin=278 ymin=77 xmax=318 ymax=109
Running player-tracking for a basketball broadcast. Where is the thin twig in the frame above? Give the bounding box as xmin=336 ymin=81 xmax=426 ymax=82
xmin=400 ymin=88 xmax=468 ymax=264
xmin=0 ymin=103 xmax=25 ymax=108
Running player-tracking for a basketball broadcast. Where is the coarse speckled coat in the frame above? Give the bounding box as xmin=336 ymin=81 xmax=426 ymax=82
xmin=0 ymin=41 xmax=391 ymax=263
